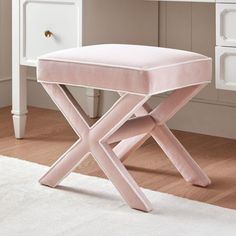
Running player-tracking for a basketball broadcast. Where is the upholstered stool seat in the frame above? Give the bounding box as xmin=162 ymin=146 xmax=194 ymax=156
xmin=38 ymin=44 xmax=211 ymax=94
xmin=37 ymin=44 xmax=212 ymax=212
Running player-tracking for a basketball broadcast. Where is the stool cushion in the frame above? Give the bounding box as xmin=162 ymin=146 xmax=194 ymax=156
xmin=37 ymin=44 xmax=212 ymax=95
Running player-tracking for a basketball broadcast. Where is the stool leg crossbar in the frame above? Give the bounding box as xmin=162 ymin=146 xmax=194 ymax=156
xmin=115 ymin=84 xmax=211 ymax=187
xmin=39 ymin=82 xmax=211 ymax=212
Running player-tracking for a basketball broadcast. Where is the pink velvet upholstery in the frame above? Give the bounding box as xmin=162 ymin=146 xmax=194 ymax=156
xmin=37 ymin=44 xmax=212 ymax=212
xmin=37 ymin=44 xmax=212 ymax=95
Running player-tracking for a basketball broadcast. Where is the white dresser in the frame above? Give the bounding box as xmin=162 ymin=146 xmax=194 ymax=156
xmin=216 ymin=1 xmax=236 ymax=91
xmin=12 ymin=0 xmax=83 ymax=138
xmin=20 ymin=0 xmax=82 ymax=66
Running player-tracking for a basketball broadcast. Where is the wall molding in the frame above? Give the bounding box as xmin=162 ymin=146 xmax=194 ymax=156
xmin=149 ymin=95 xmax=236 ymax=139
xmin=0 ymin=77 xmax=11 ymax=82
xmin=100 ymin=90 xmax=236 ymax=140
xmin=155 ymin=94 xmax=236 ymax=108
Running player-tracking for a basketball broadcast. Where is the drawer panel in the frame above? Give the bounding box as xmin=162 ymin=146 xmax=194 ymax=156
xmin=20 ymin=0 xmax=82 ymax=66
xmin=216 ymin=0 xmax=236 ymax=3
xmin=216 ymin=4 xmax=236 ymax=47
xmin=216 ymin=46 xmax=236 ymax=91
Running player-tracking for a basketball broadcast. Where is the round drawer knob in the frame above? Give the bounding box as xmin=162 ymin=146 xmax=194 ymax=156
xmin=44 ymin=30 xmax=53 ymax=38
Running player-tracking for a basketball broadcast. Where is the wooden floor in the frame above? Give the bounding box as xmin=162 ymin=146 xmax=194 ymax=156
xmin=1 ymin=106 xmax=236 ymax=210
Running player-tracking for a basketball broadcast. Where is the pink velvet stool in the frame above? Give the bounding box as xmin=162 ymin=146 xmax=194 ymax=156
xmin=37 ymin=44 xmax=212 ymax=212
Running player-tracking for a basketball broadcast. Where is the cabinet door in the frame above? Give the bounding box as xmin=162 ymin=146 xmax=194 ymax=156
xmin=216 ymin=0 xmax=236 ymax=3
xmin=216 ymin=4 xmax=236 ymax=47
xmin=216 ymin=46 xmax=236 ymax=91
xmin=20 ymin=0 xmax=82 ymax=66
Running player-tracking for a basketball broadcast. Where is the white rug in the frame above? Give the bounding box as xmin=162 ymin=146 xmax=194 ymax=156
xmin=0 ymin=156 xmax=236 ymax=236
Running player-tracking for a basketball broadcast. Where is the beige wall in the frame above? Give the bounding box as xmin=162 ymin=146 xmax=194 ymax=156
xmin=83 ymin=0 xmax=159 ymax=46
xmin=0 ymin=0 xmax=11 ymax=107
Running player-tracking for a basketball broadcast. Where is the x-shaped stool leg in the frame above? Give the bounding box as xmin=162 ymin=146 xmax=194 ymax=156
xmin=39 ymin=83 xmax=211 ymax=212
xmin=114 ymin=84 xmax=211 ymax=187
xmin=39 ymin=83 xmax=153 ymax=212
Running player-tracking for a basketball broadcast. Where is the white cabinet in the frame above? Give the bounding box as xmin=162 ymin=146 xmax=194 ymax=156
xmin=216 ymin=3 xmax=236 ymax=90
xmin=216 ymin=0 xmax=236 ymax=3
xmin=216 ymin=4 xmax=236 ymax=47
xmin=20 ymin=0 xmax=82 ymax=66
xmin=12 ymin=0 xmax=82 ymax=138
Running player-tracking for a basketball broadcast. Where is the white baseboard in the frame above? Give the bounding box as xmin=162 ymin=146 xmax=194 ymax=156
xmin=27 ymin=79 xmax=90 ymax=114
xmin=149 ymin=96 xmax=236 ymax=140
xmin=100 ymin=91 xmax=236 ymax=140
xmin=0 ymin=78 xmax=11 ymax=108
xmin=25 ymin=79 xmax=236 ymax=140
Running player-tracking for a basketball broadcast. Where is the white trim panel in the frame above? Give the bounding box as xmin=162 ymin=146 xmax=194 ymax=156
xmin=20 ymin=0 xmax=82 ymax=66
xmin=216 ymin=46 xmax=236 ymax=91
xmin=216 ymin=4 xmax=236 ymax=47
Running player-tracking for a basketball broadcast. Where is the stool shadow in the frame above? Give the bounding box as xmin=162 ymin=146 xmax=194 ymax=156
xmin=56 ymin=185 xmax=121 ymax=202
xmin=206 ymin=176 xmax=236 ymax=191
xmin=125 ymin=165 xmax=180 ymax=178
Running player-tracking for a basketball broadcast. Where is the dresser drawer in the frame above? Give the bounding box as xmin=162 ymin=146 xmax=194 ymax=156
xmin=20 ymin=0 xmax=82 ymax=66
xmin=216 ymin=46 xmax=236 ymax=91
xmin=216 ymin=0 xmax=236 ymax=3
xmin=216 ymin=4 xmax=236 ymax=47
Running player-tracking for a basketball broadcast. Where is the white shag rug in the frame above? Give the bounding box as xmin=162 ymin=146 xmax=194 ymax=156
xmin=0 ymin=156 xmax=236 ymax=236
